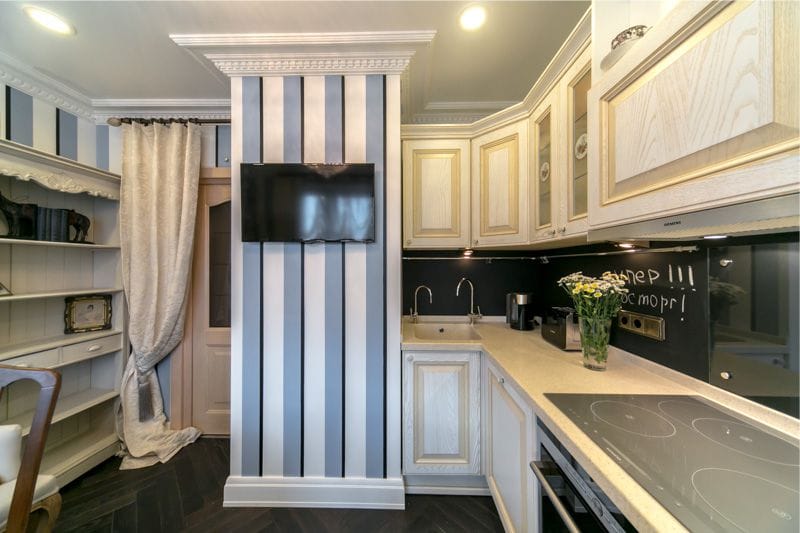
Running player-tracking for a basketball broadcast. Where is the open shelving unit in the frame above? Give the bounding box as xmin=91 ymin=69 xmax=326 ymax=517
xmin=0 ymin=139 xmax=125 ymax=487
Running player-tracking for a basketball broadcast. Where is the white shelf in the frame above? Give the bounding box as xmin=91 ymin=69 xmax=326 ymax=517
xmin=0 ymin=287 xmax=122 ymax=302
xmin=0 ymin=330 xmax=123 ymax=361
xmin=0 ymin=238 xmax=120 ymax=250
xmin=8 ymin=388 xmax=118 ymax=436
xmin=40 ymin=427 xmax=119 ymax=483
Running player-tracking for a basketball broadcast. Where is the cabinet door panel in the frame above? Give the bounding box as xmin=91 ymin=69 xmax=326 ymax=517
xmin=403 ymin=351 xmax=480 ymax=474
xmin=472 ymin=121 xmax=528 ymax=247
xmin=565 ymin=46 xmax=591 ymax=232
xmin=402 ymin=140 xmax=470 ymax=249
xmin=589 ymin=0 xmax=799 ymax=227
xmin=531 ymin=93 xmax=558 ymax=241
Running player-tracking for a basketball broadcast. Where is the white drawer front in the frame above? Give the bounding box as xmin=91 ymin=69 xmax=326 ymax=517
xmin=62 ymin=334 xmax=123 ymax=364
xmin=4 ymin=348 xmax=60 ymax=368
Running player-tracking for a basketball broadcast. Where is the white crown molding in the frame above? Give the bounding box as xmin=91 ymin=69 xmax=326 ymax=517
xmin=207 ymin=51 xmax=415 ymax=77
xmin=401 ymin=7 xmax=591 ymax=139
xmin=0 ymin=50 xmax=94 ymax=121
xmin=171 ymin=30 xmax=437 ymax=48
xmin=424 ymin=100 xmax=519 ymax=111
xmin=409 ymin=113 xmax=490 ymax=125
xmin=92 ymin=98 xmax=230 ymax=108
xmin=91 ymin=98 xmax=231 ymax=123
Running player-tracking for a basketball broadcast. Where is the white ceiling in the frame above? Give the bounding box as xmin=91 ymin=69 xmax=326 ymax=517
xmin=0 ymin=1 xmax=589 ymax=123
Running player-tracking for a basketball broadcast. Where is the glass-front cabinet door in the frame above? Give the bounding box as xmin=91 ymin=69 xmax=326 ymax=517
xmin=531 ymin=91 xmax=558 ymax=240
xmin=563 ymin=46 xmax=591 ymax=236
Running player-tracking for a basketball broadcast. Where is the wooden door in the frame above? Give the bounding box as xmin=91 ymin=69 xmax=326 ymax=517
xmin=402 ymin=351 xmax=480 ymax=474
xmin=402 ymin=140 xmax=471 ymax=249
xmin=471 ymin=121 xmax=528 ymax=247
xmin=191 ymin=181 xmax=231 ymax=434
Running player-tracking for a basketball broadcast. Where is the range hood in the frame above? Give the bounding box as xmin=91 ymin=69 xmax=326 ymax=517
xmin=588 ymin=193 xmax=799 ymax=242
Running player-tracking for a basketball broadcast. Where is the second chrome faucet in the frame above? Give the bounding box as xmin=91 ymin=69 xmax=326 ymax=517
xmin=456 ymin=277 xmax=482 ymax=324
xmin=411 ymin=285 xmax=432 ymax=323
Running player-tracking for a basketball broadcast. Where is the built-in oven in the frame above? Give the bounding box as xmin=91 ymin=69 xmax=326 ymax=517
xmin=531 ymin=420 xmax=635 ymax=532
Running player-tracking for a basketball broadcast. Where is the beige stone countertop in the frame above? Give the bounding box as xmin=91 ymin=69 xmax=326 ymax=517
xmin=401 ymin=318 xmax=800 ymax=533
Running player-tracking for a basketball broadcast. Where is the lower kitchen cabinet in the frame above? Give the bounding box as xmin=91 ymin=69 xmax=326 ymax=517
xmin=402 ymin=351 xmax=481 ymax=475
xmin=485 ymin=360 xmax=537 ymax=533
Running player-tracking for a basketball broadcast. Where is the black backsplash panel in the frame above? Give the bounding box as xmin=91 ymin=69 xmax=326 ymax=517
xmin=402 ymin=257 xmax=537 ymax=316
xmin=402 ymin=248 xmax=710 ymax=381
xmin=536 ymin=250 xmax=710 ymax=380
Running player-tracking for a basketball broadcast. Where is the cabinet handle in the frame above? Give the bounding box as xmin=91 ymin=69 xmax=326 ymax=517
xmin=15 ymin=363 xmax=31 ymax=368
xmin=406 ymin=239 xmax=411 ymax=245
xmin=474 ymin=239 xmax=479 ymax=245
xmin=559 ymin=227 xmax=566 ymax=233
xmin=548 ymin=230 xmax=556 ymax=236
xmin=87 ymin=344 xmax=102 ymax=352
xmin=498 ymin=377 xmax=505 ymax=384
xmin=406 ymin=355 xmax=414 ymax=362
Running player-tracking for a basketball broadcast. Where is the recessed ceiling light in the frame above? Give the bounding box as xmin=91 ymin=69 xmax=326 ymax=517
xmin=460 ymin=4 xmax=486 ymax=31
xmin=617 ymin=243 xmax=636 ymax=249
xmin=23 ymin=5 xmax=76 ymax=35
xmin=462 ymin=248 xmax=474 ymax=257
xmin=704 ymin=235 xmax=728 ymax=240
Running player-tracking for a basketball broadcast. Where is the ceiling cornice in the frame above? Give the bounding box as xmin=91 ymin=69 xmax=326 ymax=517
xmin=0 ymin=50 xmax=94 ymax=121
xmin=170 ymin=30 xmax=437 ymax=47
xmin=206 ymin=51 xmax=415 ymax=77
xmin=424 ymin=100 xmax=519 ymax=111
xmin=172 ymin=30 xmax=435 ymax=77
xmin=92 ymin=98 xmax=231 ymax=123
xmin=402 ymin=6 xmax=591 ymax=138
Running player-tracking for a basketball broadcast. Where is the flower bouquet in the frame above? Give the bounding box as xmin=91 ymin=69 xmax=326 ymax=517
xmin=558 ymin=271 xmax=629 ymax=370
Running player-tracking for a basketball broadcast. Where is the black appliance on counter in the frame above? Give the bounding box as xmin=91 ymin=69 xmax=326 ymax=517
xmin=542 ymin=306 xmax=581 ymax=350
xmin=544 ymin=393 xmax=800 ymax=532
xmin=506 ymin=292 xmax=534 ymax=330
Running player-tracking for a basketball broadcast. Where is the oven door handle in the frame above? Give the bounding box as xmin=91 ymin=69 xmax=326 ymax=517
xmin=530 ymin=460 xmax=581 ymax=533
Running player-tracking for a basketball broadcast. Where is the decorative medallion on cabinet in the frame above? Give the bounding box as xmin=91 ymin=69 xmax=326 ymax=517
xmin=589 ymin=0 xmax=800 ymax=228
xmin=402 ymin=140 xmax=470 ymax=249
xmin=402 ymin=351 xmax=481 ymax=475
xmin=472 ymin=121 xmax=529 ymax=247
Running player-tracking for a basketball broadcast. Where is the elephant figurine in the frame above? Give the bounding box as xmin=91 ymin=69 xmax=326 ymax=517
xmin=67 ymin=209 xmax=91 ymax=243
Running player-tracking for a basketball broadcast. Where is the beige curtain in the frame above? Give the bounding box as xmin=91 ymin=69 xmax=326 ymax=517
xmin=117 ymin=122 xmax=201 ymax=469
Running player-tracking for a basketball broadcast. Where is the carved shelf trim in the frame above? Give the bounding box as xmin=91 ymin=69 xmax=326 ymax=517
xmin=0 ymin=140 xmax=120 ymax=200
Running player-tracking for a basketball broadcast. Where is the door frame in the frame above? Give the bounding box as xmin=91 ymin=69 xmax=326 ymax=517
xmin=169 ymin=167 xmax=231 ymax=429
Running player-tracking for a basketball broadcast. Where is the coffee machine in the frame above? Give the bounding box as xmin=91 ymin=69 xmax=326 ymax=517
xmin=506 ymin=292 xmax=534 ymax=330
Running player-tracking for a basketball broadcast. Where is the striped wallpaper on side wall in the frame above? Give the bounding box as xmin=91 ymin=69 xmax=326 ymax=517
xmin=230 ymin=73 xmax=392 ymax=483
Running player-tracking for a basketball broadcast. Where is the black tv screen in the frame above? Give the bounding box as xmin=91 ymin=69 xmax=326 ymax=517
xmin=241 ymin=163 xmax=375 ymax=243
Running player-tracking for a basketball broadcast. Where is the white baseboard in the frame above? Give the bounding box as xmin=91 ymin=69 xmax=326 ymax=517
xmin=223 ymin=476 xmax=406 ymax=509
xmin=405 ymin=485 xmax=490 ymax=496
xmin=403 ymin=474 xmax=490 ymax=496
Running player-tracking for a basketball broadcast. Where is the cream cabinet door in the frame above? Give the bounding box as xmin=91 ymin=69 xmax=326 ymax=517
xmin=589 ymin=0 xmax=800 ymax=229
xmin=402 ymin=140 xmax=471 ymax=249
xmin=402 ymin=351 xmax=481 ymax=475
xmin=530 ymin=91 xmax=559 ymax=241
xmin=485 ymin=361 xmax=537 ymax=533
xmin=561 ymin=45 xmax=591 ymax=237
xmin=471 ymin=121 xmax=529 ymax=247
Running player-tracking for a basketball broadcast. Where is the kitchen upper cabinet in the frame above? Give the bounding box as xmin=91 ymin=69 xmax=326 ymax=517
xmin=472 ymin=121 xmax=529 ymax=247
xmin=402 ymin=351 xmax=481 ymax=475
xmin=562 ymin=45 xmax=591 ymax=236
xmin=402 ymin=140 xmax=471 ymax=249
xmin=530 ymin=91 xmax=559 ymax=241
xmin=485 ymin=360 xmax=536 ymax=533
xmin=588 ymin=0 xmax=800 ymax=229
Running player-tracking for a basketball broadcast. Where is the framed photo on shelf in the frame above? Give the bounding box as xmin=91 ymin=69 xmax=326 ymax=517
xmin=0 ymin=281 xmax=11 ymax=297
xmin=64 ymin=294 xmax=112 ymax=334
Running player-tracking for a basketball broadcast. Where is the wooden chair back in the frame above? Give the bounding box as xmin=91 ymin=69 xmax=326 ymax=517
xmin=0 ymin=366 xmax=61 ymax=533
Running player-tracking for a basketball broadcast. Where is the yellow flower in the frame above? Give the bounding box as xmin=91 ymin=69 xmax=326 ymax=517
xmin=594 ymin=291 xmax=602 ymax=297
xmin=572 ymin=288 xmax=580 ymax=294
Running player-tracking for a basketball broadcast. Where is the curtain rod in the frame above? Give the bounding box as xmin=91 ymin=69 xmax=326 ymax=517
xmin=402 ymin=245 xmax=700 ymax=262
xmin=106 ymin=117 xmax=231 ymax=127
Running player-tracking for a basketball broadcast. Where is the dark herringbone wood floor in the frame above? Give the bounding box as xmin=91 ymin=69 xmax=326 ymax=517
xmin=55 ymin=437 xmax=504 ymax=533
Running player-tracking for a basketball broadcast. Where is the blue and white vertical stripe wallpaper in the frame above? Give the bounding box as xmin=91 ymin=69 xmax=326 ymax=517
xmin=229 ymin=73 xmax=401 ymax=487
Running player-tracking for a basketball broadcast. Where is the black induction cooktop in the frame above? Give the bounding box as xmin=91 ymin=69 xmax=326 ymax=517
xmin=545 ymin=394 xmax=800 ymax=533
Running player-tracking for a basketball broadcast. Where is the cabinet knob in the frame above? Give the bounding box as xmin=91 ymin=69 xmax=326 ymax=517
xmin=474 ymin=239 xmax=479 ymax=245
xmin=406 ymin=355 xmax=414 ymax=362
xmin=720 ymin=371 xmax=733 ymax=380
xmin=224 ymin=156 xmax=230 ymax=163
xmin=548 ymin=230 xmax=556 ymax=236
xmin=499 ymin=377 xmax=505 ymax=384
xmin=559 ymin=227 xmax=566 ymax=233
xmin=87 ymin=344 xmax=102 ymax=352
xmin=406 ymin=239 xmax=411 ymax=245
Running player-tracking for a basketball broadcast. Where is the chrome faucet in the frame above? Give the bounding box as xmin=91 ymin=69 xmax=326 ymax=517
xmin=410 ymin=285 xmax=433 ymax=323
xmin=456 ymin=277 xmax=482 ymax=324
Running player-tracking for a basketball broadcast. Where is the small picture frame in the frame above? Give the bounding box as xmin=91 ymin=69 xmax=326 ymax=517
xmin=0 ymin=281 xmax=11 ymax=297
xmin=65 ymin=294 xmax=112 ymax=334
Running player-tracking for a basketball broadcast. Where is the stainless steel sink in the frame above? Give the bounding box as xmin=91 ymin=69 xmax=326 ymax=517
xmin=413 ymin=323 xmax=482 ymax=341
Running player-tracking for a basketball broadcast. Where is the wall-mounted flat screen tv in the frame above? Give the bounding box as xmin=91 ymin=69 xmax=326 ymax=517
xmin=241 ymin=163 xmax=375 ymax=243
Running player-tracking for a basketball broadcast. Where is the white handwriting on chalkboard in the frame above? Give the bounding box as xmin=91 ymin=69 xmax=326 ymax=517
xmin=615 ymin=264 xmax=695 ymax=321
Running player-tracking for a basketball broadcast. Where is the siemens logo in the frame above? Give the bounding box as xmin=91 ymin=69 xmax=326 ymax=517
xmin=663 ymin=220 xmax=682 ymax=227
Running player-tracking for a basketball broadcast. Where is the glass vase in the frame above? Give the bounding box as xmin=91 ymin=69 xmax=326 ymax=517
xmin=579 ymin=317 xmax=612 ymax=371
